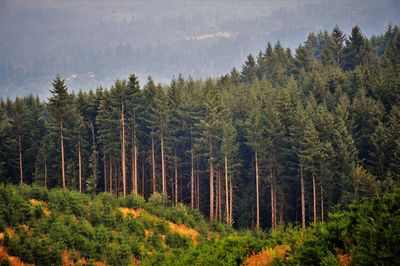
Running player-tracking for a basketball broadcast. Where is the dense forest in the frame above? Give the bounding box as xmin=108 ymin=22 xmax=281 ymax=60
xmin=1 ymin=24 xmax=400 ymax=234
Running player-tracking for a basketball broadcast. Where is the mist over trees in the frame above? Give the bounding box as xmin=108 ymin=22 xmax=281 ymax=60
xmin=0 ymin=0 xmax=399 ymax=98
xmin=1 ymin=24 xmax=399 ymax=230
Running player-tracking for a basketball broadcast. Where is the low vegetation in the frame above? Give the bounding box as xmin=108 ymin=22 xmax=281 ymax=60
xmin=0 ymin=184 xmax=398 ymax=265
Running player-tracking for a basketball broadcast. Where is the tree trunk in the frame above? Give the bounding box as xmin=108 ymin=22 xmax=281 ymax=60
xmin=18 ymin=135 xmax=23 ymax=184
xmin=174 ymin=149 xmax=178 ymax=205
xmin=142 ymin=159 xmax=145 ymax=196
xmin=161 ymin=133 xmax=166 ymax=197
xmin=121 ymin=104 xmax=126 ymax=197
xmin=44 ymin=160 xmax=47 ymax=189
xmin=191 ymin=138 xmax=195 ymax=209
xmin=271 ymin=172 xmax=274 ymax=230
xmin=197 ymin=162 xmax=200 ymax=209
xmin=313 ymin=175 xmax=316 ymax=224
xmin=134 ymin=142 xmax=138 ymax=194
xmin=274 ymin=188 xmax=277 ymax=228
xmin=78 ymin=141 xmax=82 ymax=193
xmin=225 ymin=156 xmax=229 ymax=224
xmin=255 ymin=151 xmax=260 ymax=231
xmin=151 ymin=132 xmax=156 ymax=194
xmin=209 ymin=142 xmax=214 ymax=222
xmin=103 ymin=156 xmax=107 ymax=192
xmin=320 ymin=185 xmax=324 ymax=222
xmin=301 ymin=165 xmax=305 ymax=229
xmin=60 ymin=120 xmax=65 ymax=188
xmin=229 ymin=176 xmax=233 ymax=226
xmin=219 ymin=171 xmax=222 ymax=221
xmin=109 ymin=157 xmax=113 ymax=194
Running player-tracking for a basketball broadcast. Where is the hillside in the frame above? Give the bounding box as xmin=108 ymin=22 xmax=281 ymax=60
xmin=0 ymin=185 xmax=399 ymax=265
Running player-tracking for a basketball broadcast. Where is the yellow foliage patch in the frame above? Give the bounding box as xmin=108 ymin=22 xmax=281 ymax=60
xmin=167 ymin=221 xmax=199 ymax=246
xmin=0 ymin=246 xmax=34 ymax=266
xmin=29 ymin=199 xmax=51 ymax=216
xmin=118 ymin=207 xmax=142 ymax=218
xmin=242 ymin=245 xmax=291 ymax=266
xmin=0 ymin=232 xmax=4 ymax=241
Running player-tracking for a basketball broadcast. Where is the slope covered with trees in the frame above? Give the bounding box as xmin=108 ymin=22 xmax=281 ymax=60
xmin=0 ymin=25 xmax=400 ymax=233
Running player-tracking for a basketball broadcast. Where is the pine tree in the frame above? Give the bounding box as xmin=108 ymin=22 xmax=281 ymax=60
xmin=48 ymin=75 xmax=71 ymax=188
xmin=199 ymin=78 xmax=221 ymax=221
xmin=245 ymin=95 xmax=264 ymax=230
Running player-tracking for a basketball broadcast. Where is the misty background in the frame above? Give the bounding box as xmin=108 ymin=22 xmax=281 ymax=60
xmin=0 ymin=0 xmax=399 ymax=98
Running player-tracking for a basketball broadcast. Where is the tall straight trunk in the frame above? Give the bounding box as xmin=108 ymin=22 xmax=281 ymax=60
xmin=44 ymin=160 xmax=47 ymax=189
xmin=121 ymin=104 xmax=127 ymax=197
xmin=18 ymin=135 xmax=23 ymax=184
xmin=191 ymin=142 xmax=195 ymax=208
xmin=218 ymin=171 xmax=222 ymax=221
xmin=209 ymin=142 xmax=214 ymax=222
xmin=60 ymin=120 xmax=65 ymax=188
xmin=271 ymin=174 xmax=275 ymax=230
xmin=174 ymin=150 xmax=178 ymax=205
xmin=274 ymin=189 xmax=277 ymax=227
xmin=320 ymin=185 xmax=324 ymax=222
xmin=134 ymin=142 xmax=138 ymax=194
xmin=229 ymin=177 xmax=233 ymax=226
xmin=279 ymin=193 xmax=284 ymax=225
xmin=78 ymin=141 xmax=82 ymax=193
xmin=215 ymin=170 xmax=219 ymax=221
xmin=109 ymin=157 xmax=113 ymax=194
xmin=103 ymin=156 xmax=107 ymax=192
xmin=255 ymin=151 xmax=260 ymax=231
xmin=151 ymin=132 xmax=156 ymax=193
xmin=313 ymin=176 xmax=316 ymax=224
xmin=142 ymin=159 xmax=145 ymax=196
xmin=161 ymin=133 xmax=166 ymax=197
xmin=225 ymin=156 xmax=229 ymax=224
xmin=115 ymin=159 xmax=118 ymax=196
xmin=301 ymin=165 xmax=305 ymax=229
xmin=196 ymin=162 xmax=200 ymax=209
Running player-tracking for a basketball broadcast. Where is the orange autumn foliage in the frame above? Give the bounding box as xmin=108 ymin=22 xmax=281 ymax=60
xmin=242 ymin=245 xmax=290 ymax=266
xmin=0 ymin=246 xmax=34 ymax=266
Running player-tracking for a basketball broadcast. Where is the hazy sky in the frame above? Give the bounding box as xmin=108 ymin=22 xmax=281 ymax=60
xmin=0 ymin=0 xmax=399 ymax=98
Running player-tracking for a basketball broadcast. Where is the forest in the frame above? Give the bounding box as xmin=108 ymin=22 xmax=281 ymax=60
xmin=0 ymin=24 xmax=400 ymax=265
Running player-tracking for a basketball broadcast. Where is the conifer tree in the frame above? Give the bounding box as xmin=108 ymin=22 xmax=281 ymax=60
xmin=48 ymin=75 xmax=71 ymax=188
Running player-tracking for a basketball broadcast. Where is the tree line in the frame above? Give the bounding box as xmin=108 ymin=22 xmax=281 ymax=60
xmin=0 ymin=25 xmax=399 ymax=230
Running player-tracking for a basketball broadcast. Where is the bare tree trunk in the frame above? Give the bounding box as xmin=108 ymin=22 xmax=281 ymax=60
xmin=320 ymin=185 xmax=324 ymax=222
xmin=121 ymin=104 xmax=126 ymax=197
xmin=134 ymin=135 xmax=138 ymax=194
xmin=103 ymin=156 xmax=107 ymax=192
xmin=174 ymin=150 xmax=178 ymax=205
xmin=219 ymin=172 xmax=222 ymax=221
xmin=78 ymin=141 xmax=82 ymax=193
xmin=274 ymin=188 xmax=277 ymax=228
xmin=109 ymin=157 xmax=113 ymax=194
xmin=225 ymin=156 xmax=229 ymax=224
xmin=44 ymin=160 xmax=47 ymax=189
xmin=255 ymin=151 xmax=260 ymax=231
xmin=142 ymin=159 xmax=145 ymax=196
xmin=161 ymin=133 xmax=166 ymax=197
xmin=271 ymin=172 xmax=274 ymax=230
xmin=18 ymin=135 xmax=23 ymax=184
xmin=209 ymin=142 xmax=214 ymax=222
xmin=280 ymin=193 xmax=284 ymax=225
xmin=151 ymin=132 xmax=156 ymax=194
xmin=197 ymin=162 xmax=200 ymax=210
xmin=60 ymin=121 xmax=65 ymax=188
xmin=313 ymin=175 xmax=316 ymax=224
xmin=229 ymin=176 xmax=233 ymax=226
xmin=191 ymin=138 xmax=195 ymax=208
xmin=301 ymin=165 xmax=305 ymax=229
